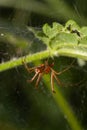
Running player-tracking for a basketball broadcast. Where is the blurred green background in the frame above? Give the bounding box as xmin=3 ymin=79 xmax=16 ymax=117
xmin=0 ymin=0 xmax=87 ymax=130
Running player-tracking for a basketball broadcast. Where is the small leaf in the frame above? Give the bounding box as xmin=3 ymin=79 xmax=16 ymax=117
xmin=42 ymin=23 xmax=52 ymax=38
xmin=81 ymin=27 xmax=87 ymax=37
xmin=52 ymin=22 xmax=63 ymax=36
xmin=65 ymin=20 xmax=81 ymax=38
xmin=50 ymin=32 xmax=78 ymax=49
xmin=79 ymin=36 xmax=87 ymax=47
xmin=42 ymin=22 xmax=63 ymax=39
xmin=41 ymin=37 xmax=50 ymax=45
xmin=65 ymin=20 xmax=80 ymax=31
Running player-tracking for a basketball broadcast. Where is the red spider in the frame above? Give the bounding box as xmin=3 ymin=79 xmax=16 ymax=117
xmin=22 ymin=60 xmax=73 ymax=93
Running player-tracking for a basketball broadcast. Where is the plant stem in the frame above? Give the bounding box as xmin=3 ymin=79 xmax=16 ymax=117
xmin=0 ymin=50 xmax=50 ymax=72
xmin=0 ymin=43 xmax=87 ymax=72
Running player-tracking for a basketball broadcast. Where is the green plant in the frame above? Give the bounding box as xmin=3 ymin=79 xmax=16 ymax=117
xmin=0 ymin=20 xmax=87 ymax=72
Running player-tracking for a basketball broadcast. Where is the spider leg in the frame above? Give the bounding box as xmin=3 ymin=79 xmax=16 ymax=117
xmin=27 ymin=72 xmax=39 ymax=83
xmin=53 ymin=65 xmax=71 ymax=75
xmin=53 ymin=72 xmax=63 ymax=86
xmin=35 ymin=73 xmax=42 ymax=88
xmin=22 ymin=60 xmax=31 ymax=73
xmin=22 ymin=59 xmax=35 ymax=73
xmin=51 ymin=71 xmax=56 ymax=93
xmin=51 ymin=59 xmax=75 ymax=75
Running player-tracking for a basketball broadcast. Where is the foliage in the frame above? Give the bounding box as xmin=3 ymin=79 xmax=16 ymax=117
xmin=1 ymin=20 xmax=87 ymax=72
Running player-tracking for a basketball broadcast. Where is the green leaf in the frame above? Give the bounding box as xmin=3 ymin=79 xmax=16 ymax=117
xmin=81 ymin=27 xmax=87 ymax=37
xmin=65 ymin=19 xmax=80 ymax=31
xmin=42 ymin=22 xmax=63 ymax=39
xmin=42 ymin=23 xmax=52 ymax=38
xmin=50 ymin=32 xmax=78 ymax=49
xmin=79 ymin=36 xmax=87 ymax=47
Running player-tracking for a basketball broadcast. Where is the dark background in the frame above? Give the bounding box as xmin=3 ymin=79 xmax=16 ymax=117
xmin=0 ymin=0 xmax=87 ymax=130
